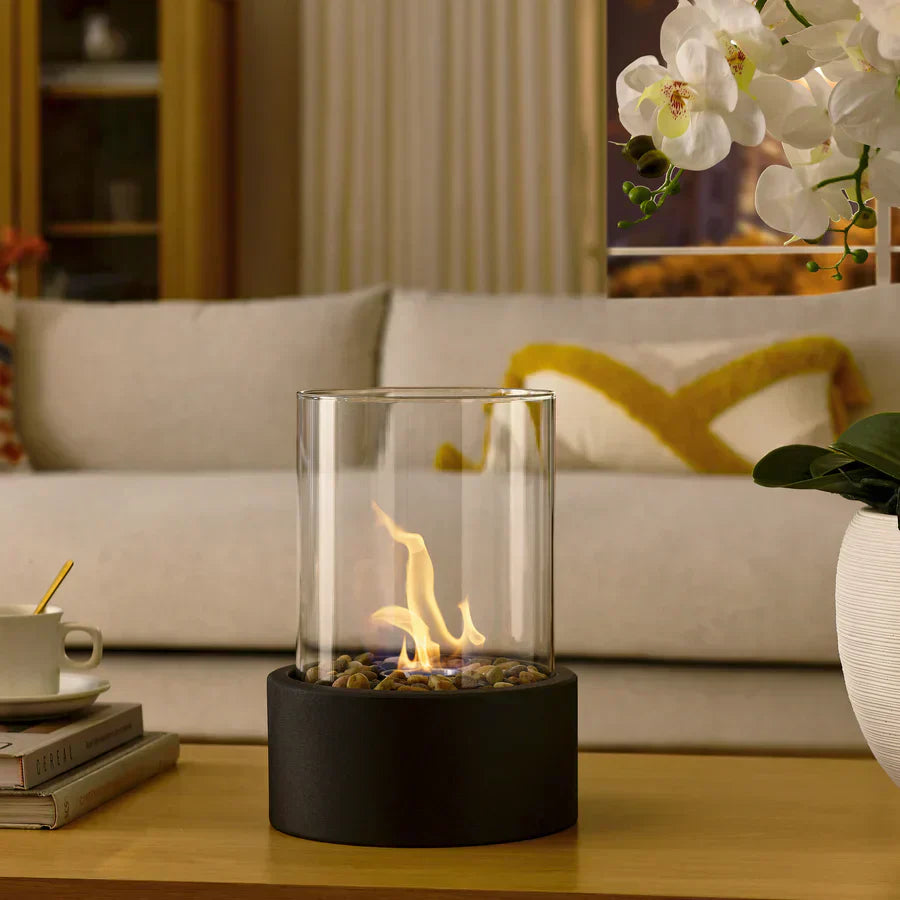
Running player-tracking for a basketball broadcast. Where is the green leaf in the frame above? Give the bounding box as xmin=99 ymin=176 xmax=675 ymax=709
xmin=832 ymin=413 xmax=900 ymax=480
xmin=753 ymin=445 xmax=829 ymax=486
xmin=753 ymin=445 xmax=887 ymax=497
xmin=810 ymin=450 xmax=864 ymax=477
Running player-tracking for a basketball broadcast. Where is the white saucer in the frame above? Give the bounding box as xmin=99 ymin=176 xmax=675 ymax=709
xmin=0 ymin=673 xmax=110 ymax=721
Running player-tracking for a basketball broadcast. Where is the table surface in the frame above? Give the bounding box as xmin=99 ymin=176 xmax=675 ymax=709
xmin=1 ymin=744 xmax=900 ymax=900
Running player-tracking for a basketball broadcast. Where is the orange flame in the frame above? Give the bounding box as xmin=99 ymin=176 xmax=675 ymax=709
xmin=371 ymin=502 xmax=486 ymax=670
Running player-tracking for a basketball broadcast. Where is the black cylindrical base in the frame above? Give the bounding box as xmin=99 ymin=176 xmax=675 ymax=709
xmin=267 ymin=665 xmax=578 ymax=846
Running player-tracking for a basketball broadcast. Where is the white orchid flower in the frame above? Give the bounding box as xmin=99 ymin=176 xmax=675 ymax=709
xmin=829 ymin=70 xmax=900 ymax=149
xmin=789 ymin=0 xmax=861 ymax=22
xmin=786 ymin=19 xmax=861 ymax=68
xmin=857 ymin=0 xmax=900 ymax=38
xmin=868 ymin=148 xmax=900 ymax=203
xmin=662 ymin=0 xmax=814 ymax=79
xmin=612 ymin=0 xmax=900 ymax=281
xmin=617 ymin=37 xmax=764 ymax=171
xmin=755 ymin=143 xmax=856 ymax=239
xmin=752 ymin=71 xmax=833 ymax=148
xmin=821 ymin=17 xmax=900 ymax=148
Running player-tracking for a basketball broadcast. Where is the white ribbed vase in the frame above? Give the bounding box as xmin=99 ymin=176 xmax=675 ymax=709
xmin=836 ymin=508 xmax=900 ymax=785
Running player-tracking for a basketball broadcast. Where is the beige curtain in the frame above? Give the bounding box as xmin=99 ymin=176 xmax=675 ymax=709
xmin=298 ymin=0 xmax=605 ymax=295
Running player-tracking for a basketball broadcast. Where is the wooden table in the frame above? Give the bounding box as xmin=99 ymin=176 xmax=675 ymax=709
xmin=1 ymin=745 xmax=900 ymax=899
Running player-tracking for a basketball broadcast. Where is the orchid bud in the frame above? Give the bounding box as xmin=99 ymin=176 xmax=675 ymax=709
xmin=622 ymin=135 xmax=655 ymax=164
xmin=637 ymin=150 xmax=669 ymax=179
xmin=856 ymin=207 xmax=877 ymax=229
xmin=628 ymin=185 xmax=651 ymax=205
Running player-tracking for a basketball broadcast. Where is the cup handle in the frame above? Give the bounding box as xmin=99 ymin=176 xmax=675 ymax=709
xmin=59 ymin=623 xmax=103 ymax=671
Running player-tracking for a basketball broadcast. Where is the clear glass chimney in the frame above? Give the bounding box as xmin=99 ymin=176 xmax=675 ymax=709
xmin=296 ymin=388 xmax=555 ymax=690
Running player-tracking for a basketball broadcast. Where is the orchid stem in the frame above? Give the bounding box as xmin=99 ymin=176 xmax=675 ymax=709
xmin=784 ymin=0 xmax=812 ymax=28
xmin=809 ymin=146 xmax=872 ymax=280
xmin=755 ymin=0 xmax=768 ymax=11
xmin=814 ymin=146 xmax=870 ymax=194
xmin=814 ymin=174 xmax=856 ymax=189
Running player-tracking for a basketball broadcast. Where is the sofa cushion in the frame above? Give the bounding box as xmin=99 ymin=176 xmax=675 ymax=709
xmin=0 ymin=469 xmax=852 ymax=664
xmin=380 ymin=285 xmax=900 ymax=415
xmin=97 ymin=651 xmax=864 ymax=751
xmin=15 ymin=287 xmax=387 ymax=470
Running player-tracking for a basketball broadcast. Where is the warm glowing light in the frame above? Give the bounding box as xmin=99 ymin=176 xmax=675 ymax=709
xmin=371 ymin=502 xmax=486 ymax=670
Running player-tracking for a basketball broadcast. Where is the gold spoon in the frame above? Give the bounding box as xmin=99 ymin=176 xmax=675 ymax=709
xmin=33 ymin=560 xmax=74 ymax=615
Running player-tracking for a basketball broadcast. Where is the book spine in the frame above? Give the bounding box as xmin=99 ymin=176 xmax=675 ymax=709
xmin=20 ymin=706 xmax=144 ymax=789
xmin=49 ymin=733 xmax=179 ymax=829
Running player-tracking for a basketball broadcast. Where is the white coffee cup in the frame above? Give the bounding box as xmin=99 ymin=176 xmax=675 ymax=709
xmin=0 ymin=605 xmax=103 ymax=697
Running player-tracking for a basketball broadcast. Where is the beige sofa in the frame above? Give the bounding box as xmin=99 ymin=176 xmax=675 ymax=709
xmin=7 ymin=284 xmax=899 ymax=751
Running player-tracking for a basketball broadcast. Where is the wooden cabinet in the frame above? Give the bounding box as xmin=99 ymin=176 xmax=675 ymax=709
xmin=4 ymin=0 xmax=235 ymax=300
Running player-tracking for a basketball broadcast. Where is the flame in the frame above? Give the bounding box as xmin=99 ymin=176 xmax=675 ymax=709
xmin=371 ymin=502 xmax=486 ymax=670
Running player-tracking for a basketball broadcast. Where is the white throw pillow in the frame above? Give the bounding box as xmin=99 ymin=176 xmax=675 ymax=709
xmin=16 ymin=287 xmax=388 ymax=471
xmin=509 ymin=337 xmax=868 ymax=474
xmin=435 ymin=335 xmax=869 ymax=474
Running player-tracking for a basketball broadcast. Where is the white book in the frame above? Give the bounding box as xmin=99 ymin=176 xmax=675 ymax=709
xmin=0 ymin=732 xmax=179 ymax=829
xmin=0 ymin=702 xmax=143 ymax=789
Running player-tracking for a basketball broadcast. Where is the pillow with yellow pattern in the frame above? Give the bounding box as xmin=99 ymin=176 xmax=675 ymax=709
xmin=437 ymin=335 xmax=870 ymax=474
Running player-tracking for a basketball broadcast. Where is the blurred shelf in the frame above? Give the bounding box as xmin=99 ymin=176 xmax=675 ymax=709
xmin=41 ymin=62 xmax=160 ymax=98
xmin=46 ymin=221 xmax=159 ymax=238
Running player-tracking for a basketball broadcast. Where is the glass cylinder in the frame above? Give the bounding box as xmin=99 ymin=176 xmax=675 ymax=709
xmin=297 ymin=388 xmax=555 ymax=687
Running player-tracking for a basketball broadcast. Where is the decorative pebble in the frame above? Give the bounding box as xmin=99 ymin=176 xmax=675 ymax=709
xmin=317 ymin=652 xmax=555 ymax=689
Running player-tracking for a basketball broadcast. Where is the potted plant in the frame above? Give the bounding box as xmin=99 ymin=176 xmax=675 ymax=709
xmin=755 ymin=414 xmax=900 ymax=782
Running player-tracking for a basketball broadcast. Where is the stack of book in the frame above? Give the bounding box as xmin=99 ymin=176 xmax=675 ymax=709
xmin=0 ymin=703 xmax=179 ymax=829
